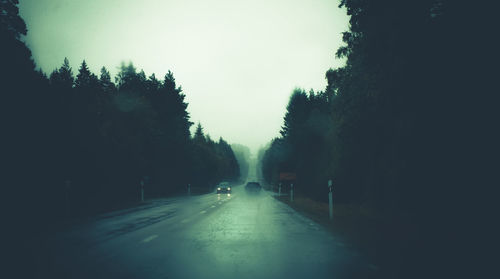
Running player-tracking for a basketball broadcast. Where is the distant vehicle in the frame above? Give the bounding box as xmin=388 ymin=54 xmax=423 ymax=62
xmin=216 ymin=182 xmax=231 ymax=194
xmin=245 ymin=182 xmax=261 ymax=193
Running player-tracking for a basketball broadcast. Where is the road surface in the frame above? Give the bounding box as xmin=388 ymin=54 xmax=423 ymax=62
xmin=34 ymin=184 xmax=378 ymax=278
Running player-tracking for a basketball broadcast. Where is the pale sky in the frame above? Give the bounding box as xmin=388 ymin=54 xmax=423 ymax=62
xmin=19 ymin=0 xmax=349 ymax=154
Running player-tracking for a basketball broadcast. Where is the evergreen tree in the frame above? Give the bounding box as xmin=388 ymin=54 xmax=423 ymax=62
xmin=2 ymin=3 xmax=62 ymax=275
xmin=193 ymin=123 xmax=205 ymax=143
xmin=146 ymin=73 xmax=161 ymax=93
xmin=75 ymin=60 xmax=92 ymax=88
xmin=99 ymin=66 xmax=116 ymax=93
xmin=50 ymin=57 xmax=74 ymax=89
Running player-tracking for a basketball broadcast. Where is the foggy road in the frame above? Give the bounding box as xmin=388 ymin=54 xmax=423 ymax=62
xmin=37 ymin=184 xmax=377 ymax=279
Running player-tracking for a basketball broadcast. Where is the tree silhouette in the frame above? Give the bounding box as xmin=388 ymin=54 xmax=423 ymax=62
xmin=193 ymin=123 xmax=205 ymax=144
xmin=50 ymin=57 xmax=74 ymax=89
xmin=99 ymin=66 xmax=116 ymax=93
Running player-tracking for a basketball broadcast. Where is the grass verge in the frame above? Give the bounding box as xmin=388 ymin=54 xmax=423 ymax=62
xmin=273 ymin=194 xmax=421 ymax=276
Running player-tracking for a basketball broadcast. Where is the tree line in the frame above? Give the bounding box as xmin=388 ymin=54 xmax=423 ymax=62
xmin=2 ymin=1 xmax=241 ymax=223
xmin=260 ymin=0 xmax=474 ymax=228
xmin=259 ymin=2 xmax=482 ymax=275
xmin=51 ymin=59 xmax=241 ymax=215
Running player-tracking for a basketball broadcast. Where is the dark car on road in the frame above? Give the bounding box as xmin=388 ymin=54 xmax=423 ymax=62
xmin=245 ymin=182 xmax=262 ymax=193
xmin=217 ymin=182 xmax=231 ymax=194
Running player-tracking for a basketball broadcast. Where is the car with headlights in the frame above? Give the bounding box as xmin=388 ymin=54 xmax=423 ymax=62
xmin=216 ymin=182 xmax=231 ymax=194
xmin=245 ymin=181 xmax=261 ymax=193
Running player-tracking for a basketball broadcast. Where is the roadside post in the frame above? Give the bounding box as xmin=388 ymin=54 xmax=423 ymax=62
xmin=140 ymin=179 xmax=144 ymax=202
xmin=328 ymin=179 xmax=333 ymax=220
xmin=278 ymin=183 xmax=282 ymax=196
xmin=188 ymin=183 xmax=191 ymax=196
xmin=279 ymin=172 xmax=296 ymax=201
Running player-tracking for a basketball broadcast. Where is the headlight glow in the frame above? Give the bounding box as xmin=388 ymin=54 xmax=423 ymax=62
xmin=217 ymin=188 xmax=221 ymax=190
xmin=227 ymin=187 xmax=231 ymax=190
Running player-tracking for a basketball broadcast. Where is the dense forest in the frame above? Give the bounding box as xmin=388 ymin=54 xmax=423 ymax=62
xmin=2 ymin=0 xmax=241 ymax=224
xmin=259 ymin=0 xmax=475 ymax=256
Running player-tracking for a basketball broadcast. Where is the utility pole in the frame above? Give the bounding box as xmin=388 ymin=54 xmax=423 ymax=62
xmin=278 ymin=182 xmax=282 ymax=197
xmin=188 ymin=183 xmax=191 ymax=196
xmin=290 ymin=183 xmax=294 ymax=202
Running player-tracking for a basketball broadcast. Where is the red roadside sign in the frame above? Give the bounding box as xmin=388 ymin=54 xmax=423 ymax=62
xmin=279 ymin=172 xmax=296 ymax=181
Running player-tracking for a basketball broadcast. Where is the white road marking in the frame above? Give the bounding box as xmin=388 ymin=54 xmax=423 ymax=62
xmin=142 ymin=235 xmax=158 ymax=243
xmin=181 ymin=218 xmax=190 ymax=223
xmin=211 ymin=205 xmax=216 ymax=208
xmin=200 ymin=210 xmax=206 ymax=214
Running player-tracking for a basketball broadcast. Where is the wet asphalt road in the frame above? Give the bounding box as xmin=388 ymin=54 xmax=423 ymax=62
xmin=37 ymin=185 xmax=378 ymax=279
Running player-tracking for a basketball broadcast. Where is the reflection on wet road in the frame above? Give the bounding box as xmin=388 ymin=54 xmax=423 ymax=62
xmin=40 ymin=185 xmax=376 ymax=279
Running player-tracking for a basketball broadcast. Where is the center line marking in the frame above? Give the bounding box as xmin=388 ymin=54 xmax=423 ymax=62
xmin=181 ymin=218 xmax=190 ymax=223
xmin=200 ymin=210 xmax=207 ymax=214
xmin=211 ymin=205 xmax=216 ymax=208
xmin=142 ymin=235 xmax=158 ymax=243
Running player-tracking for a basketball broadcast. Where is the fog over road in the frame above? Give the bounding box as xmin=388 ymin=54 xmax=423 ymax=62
xmin=37 ymin=185 xmax=377 ymax=279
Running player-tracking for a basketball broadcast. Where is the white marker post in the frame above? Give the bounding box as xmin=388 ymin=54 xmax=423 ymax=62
xmin=278 ymin=182 xmax=282 ymax=197
xmin=188 ymin=183 xmax=191 ymax=196
xmin=328 ymin=179 xmax=333 ymax=220
xmin=140 ymin=180 xmax=144 ymax=202
xmin=290 ymin=183 xmax=294 ymax=202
